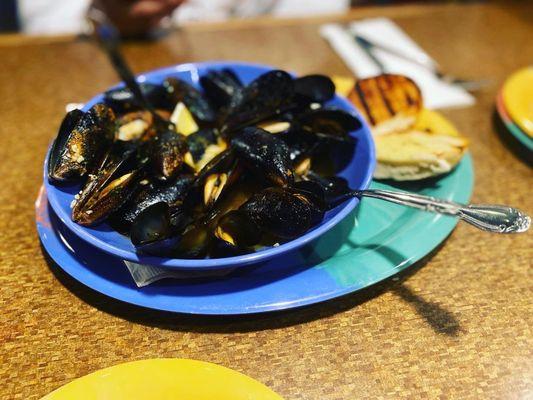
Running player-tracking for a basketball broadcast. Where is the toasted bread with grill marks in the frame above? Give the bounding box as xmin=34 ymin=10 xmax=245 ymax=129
xmin=343 ymin=74 xmax=423 ymax=135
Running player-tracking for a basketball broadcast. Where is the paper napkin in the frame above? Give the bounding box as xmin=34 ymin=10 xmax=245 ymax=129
xmin=320 ymin=18 xmax=475 ymax=109
xmin=124 ymin=260 xmax=236 ymax=287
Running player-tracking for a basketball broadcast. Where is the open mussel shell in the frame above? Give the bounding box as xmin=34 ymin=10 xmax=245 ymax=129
xmin=240 ymin=187 xmax=324 ymax=239
xmin=200 ymin=69 xmax=243 ymax=111
xmin=215 ymin=209 xmax=262 ymax=248
xmin=71 ymin=145 xmax=141 ymax=226
xmin=185 ymin=128 xmax=227 ymax=172
xmin=104 ymin=83 xmax=174 ymax=114
xmin=191 ymin=149 xmax=244 ymax=211
xmin=149 ymin=129 xmax=188 ymax=181
xmin=298 ymin=108 xmax=362 ymax=141
xmin=130 ymin=202 xmax=191 ymax=255
xmin=223 ymin=70 xmax=295 ymax=132
xmin=163 ymin=78 xmax=216 ymax=124
xmin=110 ymin=174 xmax=194 ymax=231
xmin=231 ymin=126 xmax=294 ymax=186
xmin=47 ymin=109 xmax=84 ymax=182
xmin=48 ymin=104 xmax=115 ymax=183
xmin=294 ymin=74 xmax=336 ymax=103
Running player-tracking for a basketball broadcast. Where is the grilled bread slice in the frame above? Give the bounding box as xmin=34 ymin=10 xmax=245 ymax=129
xmin=333 ymin=74 xmax=423 ymax=136
xmin=374 ymin=109 xmax=469 ymax=181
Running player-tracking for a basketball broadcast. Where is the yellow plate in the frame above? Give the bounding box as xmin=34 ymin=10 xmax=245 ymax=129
xmin=502 ymin=66 xmax=533 ymax=137
xmin=41 ymin=359 xmax=284 ymax=400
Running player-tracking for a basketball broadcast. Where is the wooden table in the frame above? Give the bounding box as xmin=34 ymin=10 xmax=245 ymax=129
xmin=1 ymin=2 xmax=531 ymax=399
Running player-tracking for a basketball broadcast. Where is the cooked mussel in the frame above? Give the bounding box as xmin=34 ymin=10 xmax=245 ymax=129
xmin=72 ymin=146 xmax=141 ymax=226
xmin=130 ymin=202 xmax=191 ymax=255
xmin=200 ymin=69 xmax=243 ymax=110
xmin=298 ymin=108 xmax=362 ymax=141
xmin=184 ymin=128 xmax=227 ymax=172
xmin=223 ymin=70 xmax=294 ymax=132
xmin=104 ymin=83 xmax=174 ymax=114
xmin=48 ymin=104 xmax=115 ymax=182
xmin=294 ymin=74 xmax=335 ymax=103
xmin=110 ymin=174 xmax=194 ymax=230
xmin=215 ymin=209 xmax=262 ymax=248
xmin=163 ymin=78 xmax=216 ymax=124
xmin=231 ymin=126 xmax=293 ymax=186
xmin=149 ymin=129 xmax=188 ymax=181
xmin=194 ymin=149 xmax=241 ymax=209
xmin=239 ymin=186 xmax=324 ymax=239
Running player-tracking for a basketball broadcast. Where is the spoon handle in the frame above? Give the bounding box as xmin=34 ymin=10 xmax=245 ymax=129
xmin=87 ymin=9 xmax=170 ymax=129
xmin=353 ymin=189 xmax=531 ymax=233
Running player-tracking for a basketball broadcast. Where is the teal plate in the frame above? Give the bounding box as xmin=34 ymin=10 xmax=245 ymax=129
xmin=37 ymin=155 xmax=473 ymax=315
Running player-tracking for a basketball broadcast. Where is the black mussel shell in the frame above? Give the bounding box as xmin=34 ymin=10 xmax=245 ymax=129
xmin=72 ymin=146 xmax=141 ymax=226
xmin=150 ymin=130 xmax=188 ymax=181
xmin=240 ymin=187 xmax=323 ymax=239
xmin=215 ymin=209 xmax=262 ymax=248
xmin=305 ymin=172 xmax=352 ymax=207
xmin=130 ymin=202 xmax=191 ymax=255
xmin=290 ymin=180 xmax=327 ymax=211
xmin=231 ymin=127 xmax=293 ymax=186
xmin=104 ymin=83 xmax=174 ymax=113
xmin=294 ymin=74 xmax=335 ymax=103
xmin=173 ymin=223 xmax=212 ymax=258
xmin=223 ymin=70 xmax=295 ymax=132
xmin=48 ymin=104 xmax=115 ymax=183
xmin=48 ymin=109 xmax=84 ymax=182
xmin=110 ymin=174 xmax=194 ymax=230
xmin=200 ymin=69 xmax=243 ymax=110
xmin=163 ymin=78 xmax=216 ymax=123
xmin=279 ymin=129 xmax=319 ymax=163
xmin=298 ymin=108 xmax=362 ymax=141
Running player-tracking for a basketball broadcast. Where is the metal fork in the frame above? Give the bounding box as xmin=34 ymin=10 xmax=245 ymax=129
xmin=354 ymin=34 xmax=492 ymax=92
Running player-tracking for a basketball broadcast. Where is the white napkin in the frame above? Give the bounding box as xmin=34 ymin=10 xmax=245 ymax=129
xmin=320 ymin=18 xmax=475 ymax=109
xmin=124 ymin=260 xmax=236 ymax=287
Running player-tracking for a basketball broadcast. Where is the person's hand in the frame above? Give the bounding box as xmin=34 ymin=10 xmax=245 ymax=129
xmin=91 ymin=0 xmax=185 ymax=37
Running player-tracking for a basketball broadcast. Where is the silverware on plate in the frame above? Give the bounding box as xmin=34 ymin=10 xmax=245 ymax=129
xmin=350 ymin=189 xmax=530 ymax=233
xmin=354 ymin=34 xmax=492 ymax=92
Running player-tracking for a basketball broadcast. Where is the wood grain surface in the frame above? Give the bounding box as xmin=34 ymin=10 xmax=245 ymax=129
xmin=0 ymin=2 xmax=531 ymax=399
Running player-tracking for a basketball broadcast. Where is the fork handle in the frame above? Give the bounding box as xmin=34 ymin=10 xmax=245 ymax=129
xmin=353 ymin=189 xmax=531 ymax=233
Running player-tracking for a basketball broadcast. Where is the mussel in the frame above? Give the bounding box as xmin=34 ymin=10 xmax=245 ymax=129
xmin=184 ymin=128 xmax=227 ymax=172
xmin=231 ymin=126 xmax=293 ymax=186
xmin=298 ymin=108 xmax=362 ymax=142
xmin=149 ymin=129 xmax=188 ymax=181
xmin=200 ymin=68 xmax=243 ymax=111
xmin=163 ymin=78 xmax=216 ymax=124
xmin=48 ymin=104 xmax=115 ymax=182
xmin=110 ymin=174 xmax=194 ymax=231
xmin=104 ymin=83 xmax=174 ymax=114
xmin=223 ymin=70 xmax=295 ymax=132
xmin=72 ymin=145 xmax=141 ymax=226
xmin=215 ymin=184 xmax=325 ymax=248
xmin=130 ymin=202 xmax=192 ymax=255
xmin=294 ymin=74 xmax=336 ymax=103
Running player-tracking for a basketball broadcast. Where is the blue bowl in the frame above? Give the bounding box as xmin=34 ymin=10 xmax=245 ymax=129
xmin=44 ymin=61 xmax=375 ymax=270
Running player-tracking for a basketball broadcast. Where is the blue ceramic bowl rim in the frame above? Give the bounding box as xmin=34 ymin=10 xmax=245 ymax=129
xmin=44 ymin=61 xmax=375 ymax=269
